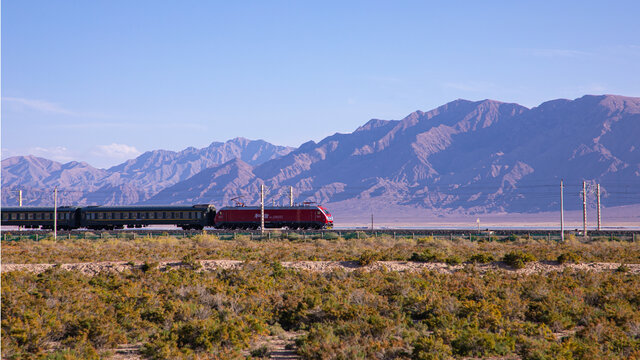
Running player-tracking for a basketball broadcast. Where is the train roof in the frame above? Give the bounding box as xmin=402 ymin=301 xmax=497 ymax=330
xmin=2 ymin=206 xmax=79 ymax=212
xmin=80 ymin=204 xmax=215 ymax=211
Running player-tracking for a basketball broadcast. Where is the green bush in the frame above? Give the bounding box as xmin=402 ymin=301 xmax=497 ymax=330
xmin=616 ymin=264 xmax=629 ymax=273
xmin=141 ymin=261 xmax=158 ymax=272
xmin=323 ymin=232 xmax=340 ymax=240
xmin=451 ymin=328 xmax=515 ymax=357
xmin=468 ymin=253 xmax=495 ymax=264
xmin=412 ymin=336 xmax=452 ymax=359
xmin=358 ymin=250 xmax=381 ymax=266
xmin=409 ymin=249 xmax=441 ymax=262
xmin=557 ymin=252 xmax=581 ymax=264
xmin=181 ymin=255 xmax=202 ymax=270
xmin=250 ymin=345 xmax=270 ymax=358
xmin=445 ymin=255 xmax=463 ymax=265
xmin=502 ymin=251 xmax=536 ymax=269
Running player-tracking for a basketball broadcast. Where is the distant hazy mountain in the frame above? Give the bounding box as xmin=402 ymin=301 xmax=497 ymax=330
xmin=4 ymin=95 xmax=639 ymax=215
xmin=148 ymin=95 xmax=640 ymax=213
xmin=1 ymin=138 xmax=293 ymax=206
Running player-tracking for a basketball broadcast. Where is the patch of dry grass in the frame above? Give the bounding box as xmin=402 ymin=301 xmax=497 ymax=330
xmin=3 ymin=234 xmax=639 ymax=265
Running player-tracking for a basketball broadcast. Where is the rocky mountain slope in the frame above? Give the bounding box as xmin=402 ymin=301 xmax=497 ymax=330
xmin=148 ymin=95 xmax=640 ymax=213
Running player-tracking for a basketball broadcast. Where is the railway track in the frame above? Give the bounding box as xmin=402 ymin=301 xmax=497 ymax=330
xmin=2 ymin=228 xmax=639 ymax=237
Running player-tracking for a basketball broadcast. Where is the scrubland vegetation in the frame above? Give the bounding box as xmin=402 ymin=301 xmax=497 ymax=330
xmin=3 ymin=232 xmax=640 ymax=264
xmin=2 ymin=234 xmax=640 ymax=359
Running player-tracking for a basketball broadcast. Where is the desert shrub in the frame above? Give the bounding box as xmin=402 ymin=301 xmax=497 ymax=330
xmin=4 ymin=261 xmax=640 ymax=359
xmin=445 ymin=255 xmax=463 ymax=265
xmin=451 ymin=328 xmax=515 ymax=357
xmin=4 ymin=232 xmax=640 ymax=264
xmin=358 ymin=250 xmax=381 ymax=266
xmin=616 ymin=264 xmax=629 ymax=273
xmin=557 ymin=252 xmax=581 ymax=264
xmin=270 ymin=261 xmax=286 ymax=277
xmin=342 ymin=232 xmax=366 ymax=240
xmin=468 ymin=253 xmax=494 ymax=264
xmin=412 ymin=336 xmax=452 ymax=359
xmin=416 ymin=236 xmax=434 ymax=244
xmin=323 ymin=232 xmax=340 ymax=240
xmin=409 ymin=249 xmax=441 ymax=262
xmin=181 ymin=254 xmax=202 ymax=270
xmin=503 ymin=251 xmax=537 ymax=269
xmin=250 ymin=345 xmax=270 ymax=358
xmin=141 ymin=261 xmax=158 ymax=272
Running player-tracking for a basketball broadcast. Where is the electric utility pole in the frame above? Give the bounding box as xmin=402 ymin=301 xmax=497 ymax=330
xmin=582 ymin=181 xmax=587 ymax=238
xmin=54 ymin=187 xmax=58 ymax=241
xmin=597 ymin=183 xmax=601 ymax=231
xmin=260 ymin=184 xmax=265 ymax=235
xmin=560 ymin=180 xmax=564 ymax=242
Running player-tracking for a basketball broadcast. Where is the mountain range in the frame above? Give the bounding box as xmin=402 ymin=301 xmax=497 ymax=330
xmin=3 ymin=95 xmax=639 ymax=223
xmin=2 ymin=138 xmax=292 ymax=206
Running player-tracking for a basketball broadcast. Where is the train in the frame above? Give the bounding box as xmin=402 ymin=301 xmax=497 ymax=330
xmin=0 ymin=203 xmax=334 ymax=230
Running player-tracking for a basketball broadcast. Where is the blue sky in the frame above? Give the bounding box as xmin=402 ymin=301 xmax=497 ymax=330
xmin=3 ymin=1 xmax=640 ymax=168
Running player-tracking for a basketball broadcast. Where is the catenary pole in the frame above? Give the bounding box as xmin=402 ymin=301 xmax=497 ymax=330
xmin=560 ymin=180 xmax=564 ymax=242
xmin=260 ymin=184 xmax=265 ymax=235
xmin=54 ymin=187 xmax=58 ymax=241
xmin=289 ymin=186 xmax=293 ymax=207
xmin=582 ymin=181 xmax=587 ymax=238
xmin=19 ymin=190 xmax=23 ymax=207
xmin=597 ymin=184 xmax=601 ymax=231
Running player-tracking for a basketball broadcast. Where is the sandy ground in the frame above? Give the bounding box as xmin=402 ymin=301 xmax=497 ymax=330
xmin=2 ymin=259 xmax=639 ymax=275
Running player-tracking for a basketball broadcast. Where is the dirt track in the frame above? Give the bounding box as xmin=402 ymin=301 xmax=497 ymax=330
xmin=2 ymin=259 xmax=639 ymax=275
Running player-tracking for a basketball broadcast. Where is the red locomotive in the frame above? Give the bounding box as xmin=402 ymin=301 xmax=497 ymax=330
xmin=214 ymin=203 xmax=333 ymax=229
